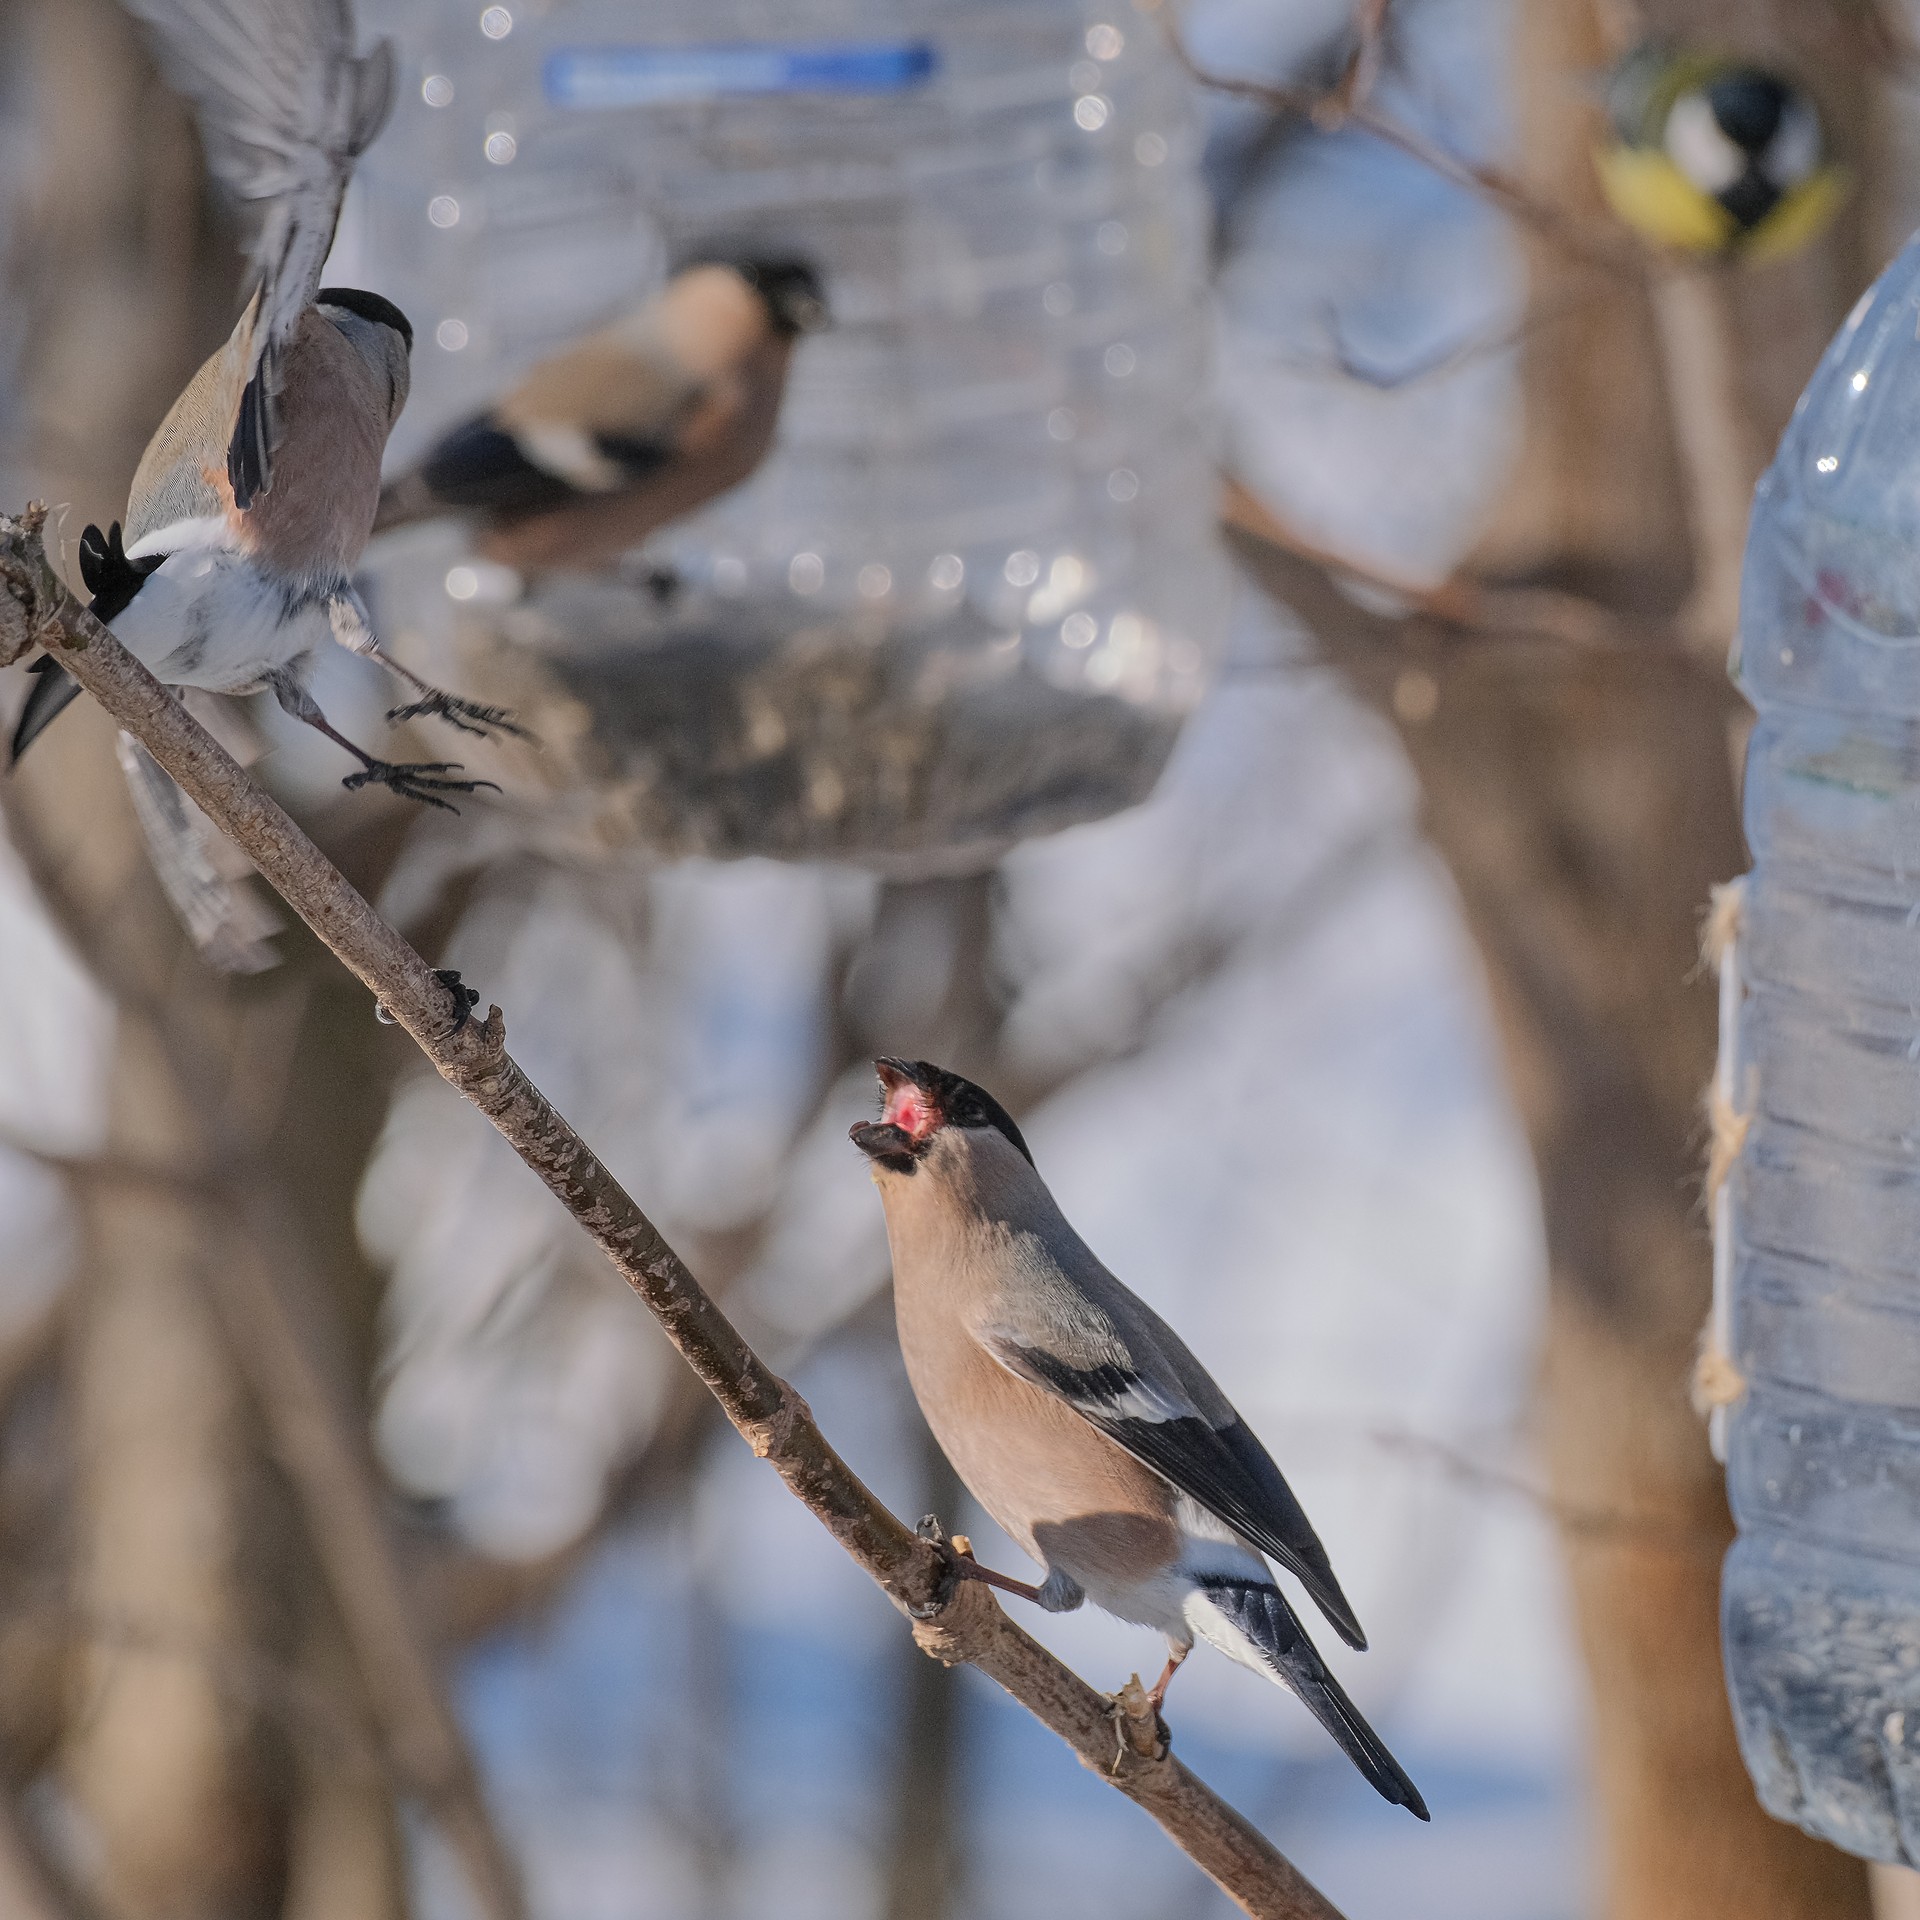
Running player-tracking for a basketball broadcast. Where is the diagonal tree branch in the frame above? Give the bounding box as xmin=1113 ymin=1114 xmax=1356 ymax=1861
xmin=0 ymin=506 xmax=1345 ymax=1920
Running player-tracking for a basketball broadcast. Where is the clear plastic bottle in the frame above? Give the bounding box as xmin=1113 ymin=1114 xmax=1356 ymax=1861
xmin=1723 ymin=234 xmax=1920 ymax=1862
xmin=353 ymin=0 xmax=1230 ymax=868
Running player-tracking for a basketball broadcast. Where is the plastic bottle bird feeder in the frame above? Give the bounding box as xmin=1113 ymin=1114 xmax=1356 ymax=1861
xmin=1719 ymin=231 xmax=1920 ymax=1864
xmin=355 ymin=0 xmax=1231 ymax=871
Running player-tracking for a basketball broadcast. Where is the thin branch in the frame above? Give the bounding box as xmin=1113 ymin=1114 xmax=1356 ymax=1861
xmin=1157 ymin=3 xmax=1647 ymax=279
xmin=14 ymin=1598 xmax=386 ymax=1782
xmin=1272 ymin=283 xmax=1601 ymax=394
xmin=210 ymin=1208 xmax=528 ymax=1911
xmin=1220 ymin=478 xmax=1742 ymax=676
xmin=1369 ymin=1429 xmax=1720 ymax=1557
xmin=1331 ymin=0 xmax=1392 ymax=116
xmin=0 ymin=505 xmax=1343 ymax=1920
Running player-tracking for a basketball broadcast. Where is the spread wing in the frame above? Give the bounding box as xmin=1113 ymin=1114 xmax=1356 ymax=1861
xmin=980 ymin=1310 xmax=1367 ymax=1651
xmin=122 ymin=0 xmax=394 ymax=507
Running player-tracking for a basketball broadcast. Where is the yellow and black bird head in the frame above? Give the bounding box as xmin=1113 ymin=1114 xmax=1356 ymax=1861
xmin=1596 ymin=44 xmax=1847 ymax=263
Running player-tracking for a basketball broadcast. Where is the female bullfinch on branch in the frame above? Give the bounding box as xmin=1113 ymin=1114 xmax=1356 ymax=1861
xmin=852 ymin=1058 xmax=1429 ymax=1819
xmin=374 ymin=255 xmax=828 ymax=574
xmin=11 ymin=0 xmax=522 ymax=816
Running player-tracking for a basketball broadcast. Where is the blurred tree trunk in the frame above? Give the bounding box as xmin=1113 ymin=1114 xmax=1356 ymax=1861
xmin=7 ymin=2 xmax=287 ymax=1912
xmin=1473 ymin=3 xmax=1875 ymax=1910
xmin=280 ymin=1620 xmax=405 ymax=1920
xmin=1241 ymin=0 xmax=1885 ymax=1910
xmin=65 ymin=1039 xmax=285 ymax=1918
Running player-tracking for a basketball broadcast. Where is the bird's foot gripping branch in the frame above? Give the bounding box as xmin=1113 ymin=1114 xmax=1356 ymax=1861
xmin=0 ymin=503 xmax=1345 ymax=1920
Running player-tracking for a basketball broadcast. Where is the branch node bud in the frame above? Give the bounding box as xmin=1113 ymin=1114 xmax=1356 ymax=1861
xmin=1109 ymin=1674 xmax=1171 ymax=1769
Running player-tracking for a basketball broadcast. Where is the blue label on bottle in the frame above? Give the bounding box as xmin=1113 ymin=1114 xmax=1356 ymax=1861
xmin=545 ymin=41 xmax=938 ymax=108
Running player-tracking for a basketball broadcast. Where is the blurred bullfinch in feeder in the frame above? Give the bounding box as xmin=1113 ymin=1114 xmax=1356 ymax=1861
xmin=10 ymin=0 xmax=522 ymax=824
xmin=373 ymin=256 xmax=828 ymax=572
xmin=851 ymin=1059 xmax=1429 ymax=1819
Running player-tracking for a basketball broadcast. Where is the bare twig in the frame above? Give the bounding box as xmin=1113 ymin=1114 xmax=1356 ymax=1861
xmin=209 ymin=1212 xmax=527 ymax=1911
xmin=1332 ymin=0 xmax=1392 ymax=115
xmin=1158 ymin=5 xmax=1647 ymax=279
xmin=1220 ymin=477 xmax=1740 ymax=673
xmin=1370 ymin=1429 xmax=1720 ymax=1557
xmin=12 ymin=1598 xmax=385 ymax=1781
xmin=0 ymin=505 xmax=1343 ymax=1920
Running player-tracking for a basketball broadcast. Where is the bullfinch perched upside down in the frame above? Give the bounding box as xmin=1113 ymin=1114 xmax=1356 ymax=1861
xmin=373 ymin=254 xmax=827 ymax=574
xmin=11 ymin=0 xmax=521 ymax=814
xmin=851 ymin=1058 xmax=1429 ymax=1820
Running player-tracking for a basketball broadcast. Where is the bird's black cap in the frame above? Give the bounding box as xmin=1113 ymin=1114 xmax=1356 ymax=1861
xmin=851 ymin=1058 xmax=1034 ymax=1172
xmin=1704 ymin=69 xmax=1792 ymax=156
xmin=318 ymin=286 xmax=414 ymax=350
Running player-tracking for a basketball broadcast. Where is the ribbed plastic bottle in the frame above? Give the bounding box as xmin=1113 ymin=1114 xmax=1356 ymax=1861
xmin=352 ymin=0 xmax=1229 ymax=868
xmin=1723 ymin=235 xmax=1920 ymax=1863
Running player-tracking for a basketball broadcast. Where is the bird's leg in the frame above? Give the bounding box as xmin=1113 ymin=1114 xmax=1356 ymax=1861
xmin=323 ymin=591 xmax=528 ymax=739
xmin=269 ymin=672 xmax=500 ymax=815
xmin=378 ymin=656 xmax=529 ymax=740
xmin=948 ymin=1533 xmax=1049 ymax=1606
xmin=1146 ymin=1643 xmax=1191 ymax=1713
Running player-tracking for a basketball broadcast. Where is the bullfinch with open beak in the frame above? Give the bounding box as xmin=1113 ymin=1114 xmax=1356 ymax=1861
xmin=373 ymin=255 xmax=827 ymax=573
xmin=10 ymin=0 xmax=520 ymax=815
xmin=852 ymin=1058 xmax=1428 ymax=1820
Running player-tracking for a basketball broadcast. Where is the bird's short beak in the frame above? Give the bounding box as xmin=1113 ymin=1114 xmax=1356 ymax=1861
xmin=849 ymin=1119 xmax=912 ymax=1164
xmin=849 ymin=1059 xmax=940 ymax=1167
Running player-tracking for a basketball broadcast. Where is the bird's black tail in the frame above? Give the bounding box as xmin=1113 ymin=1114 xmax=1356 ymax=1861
xmin=9 ymin=657 xmax=79 ymax=765
xmin=12 ymin=521 xmax=162 ymax=766
xmin=1196 ymin=1575 xmax=1430 ymax=1820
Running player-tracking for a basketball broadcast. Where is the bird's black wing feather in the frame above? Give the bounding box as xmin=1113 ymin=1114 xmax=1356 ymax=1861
xmin=988 ymin=1338 xmax=1368 ymax=1651
xmin=9 ymin=658 xmax=80 ymax=765
xmin=419 ymin=419 xmax=578 ymax=516
xmin=413 ymin=417 xmax=673 ymax=520
xmin=1198 ymin=1575 xmax=1427 ymax=1818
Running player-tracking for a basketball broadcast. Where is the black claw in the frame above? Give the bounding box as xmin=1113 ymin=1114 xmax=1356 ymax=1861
xmin=340 ymin=757 xmax=501 ymax=813
xmin=434 ymin=967 xmax=481 ymax=1034
xmin=375 ymin=968 xmax=481 ymax=1032
xmin=385 ymin=691 xmax=530 ymax=740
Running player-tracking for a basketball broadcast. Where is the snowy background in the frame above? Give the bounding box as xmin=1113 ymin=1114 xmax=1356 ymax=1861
xmin=0 ymin=0 xmax=1598 ymax=1912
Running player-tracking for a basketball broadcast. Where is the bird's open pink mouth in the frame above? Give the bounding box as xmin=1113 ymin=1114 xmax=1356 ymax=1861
xmin=876 ymin=1059 xmax=940 ymax=1141
xmin=850 ymin=1060 xmax=941 ymax=1167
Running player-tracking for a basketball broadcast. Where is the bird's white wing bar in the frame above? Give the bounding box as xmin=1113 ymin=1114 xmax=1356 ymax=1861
xmin=979 ymin=1325 xmax=1369 ymax=1652
xmin=121 ymin=0 xmax=395 ymax=507
xmin=124 ymin=514 xmax=235 ymax=563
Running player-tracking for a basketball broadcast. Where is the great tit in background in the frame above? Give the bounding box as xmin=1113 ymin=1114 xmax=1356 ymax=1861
xmin=1594 ymin=43 xmax=1847 ymax=263
xmin=372 ymin=255 xmax=828 ymax=573
xmin=851 ymin=1058 xmax=1430 ymax=1819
